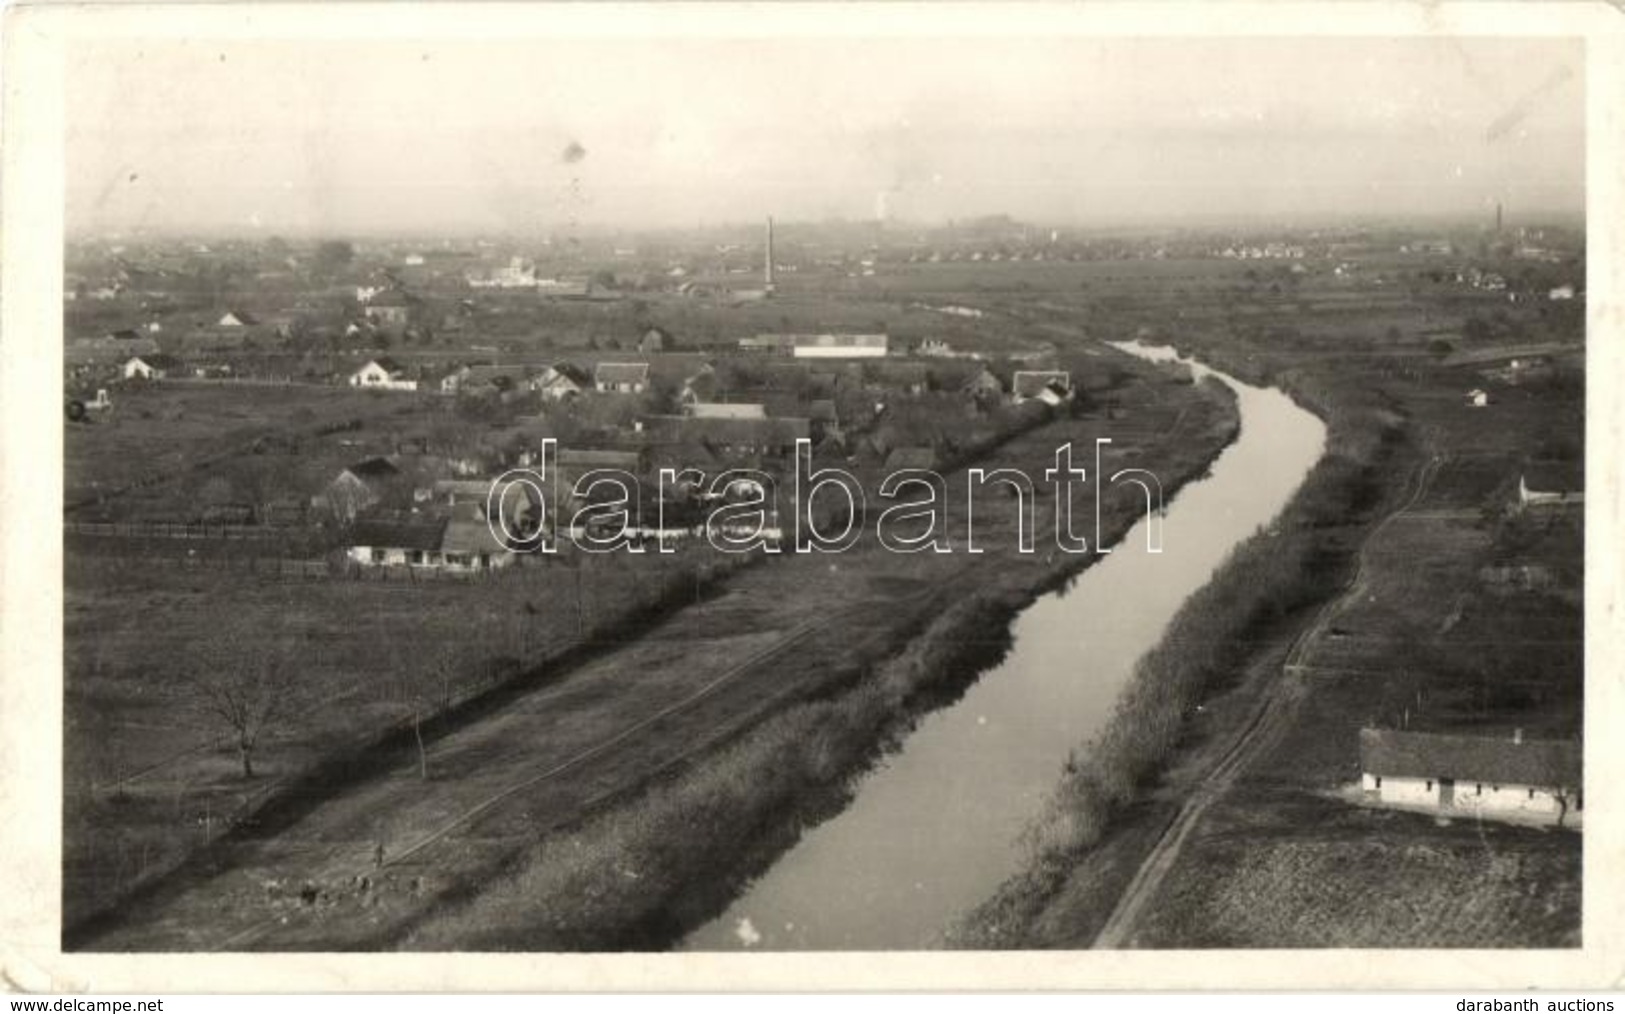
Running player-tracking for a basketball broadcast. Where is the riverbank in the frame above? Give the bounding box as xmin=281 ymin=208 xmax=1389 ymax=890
xmin=398 ymin=367 xmax=1242 ymax=951
xmin=951 ymin=343 xmax=1418 ymax=947
xmin=954 ymin=325 xmax=1582 ymax=948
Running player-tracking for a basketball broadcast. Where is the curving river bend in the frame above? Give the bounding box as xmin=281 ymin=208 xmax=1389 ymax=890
xmin=683 ymin=343 xmax=1327 ymax=951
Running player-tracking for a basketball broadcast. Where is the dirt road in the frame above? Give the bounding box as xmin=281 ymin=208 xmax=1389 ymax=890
xmin=1091 ymin=442 xmax=1443 ymax=948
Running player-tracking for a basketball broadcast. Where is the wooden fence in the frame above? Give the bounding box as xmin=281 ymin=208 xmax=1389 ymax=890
xmin=68 ymin=520 xmax=294 ymax=540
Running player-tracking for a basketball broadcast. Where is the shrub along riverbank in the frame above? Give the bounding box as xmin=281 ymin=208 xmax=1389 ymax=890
xmin=398 ymin=378 xmax=1243 ymax=951
xmin=951 ymin=352 xmax=1417 ymax=947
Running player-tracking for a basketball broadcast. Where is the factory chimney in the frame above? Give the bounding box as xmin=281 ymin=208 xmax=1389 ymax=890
xmin=765 ymin=216 xmax=776 ymax=295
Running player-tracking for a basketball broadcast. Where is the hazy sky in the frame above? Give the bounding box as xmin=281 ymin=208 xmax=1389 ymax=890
xmin=66 ymin=35 xmax=1585 ymax=236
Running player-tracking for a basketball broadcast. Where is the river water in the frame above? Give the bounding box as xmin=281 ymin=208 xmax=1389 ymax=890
xmin=682 ymin=344 xmax=1326 ymax=950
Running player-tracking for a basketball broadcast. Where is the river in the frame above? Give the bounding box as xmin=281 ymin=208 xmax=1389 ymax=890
xmin=682 ymin=343 xmax=1326 ymax=950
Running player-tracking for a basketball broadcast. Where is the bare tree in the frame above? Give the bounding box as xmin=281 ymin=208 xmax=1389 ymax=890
xmin=178 ymin=643 xmax=303 ymax=780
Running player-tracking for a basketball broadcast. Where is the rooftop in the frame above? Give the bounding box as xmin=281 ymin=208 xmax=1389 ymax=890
xmin=1359 ymin=728 xmax=1580 ymax=787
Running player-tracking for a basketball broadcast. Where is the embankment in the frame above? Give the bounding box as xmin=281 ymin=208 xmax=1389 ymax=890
xmin=952 ymin=348 xmax=1417 ymax=947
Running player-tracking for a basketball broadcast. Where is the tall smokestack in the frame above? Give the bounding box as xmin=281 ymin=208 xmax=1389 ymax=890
xmin=765 ymin=216 xmax=776 ymax=295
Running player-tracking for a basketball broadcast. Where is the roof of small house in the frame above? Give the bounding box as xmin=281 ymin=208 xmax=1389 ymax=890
xmin=440 ymin=511 xmax=509 ymax=555
xmin=346 ymin=456 xmax=401 ymax=480
xmin=360 ymin=356 xmax=405 ymax=375
xmin=132 ymin=353 xmax=183 ymax=370
xmin=559 ymin=447 xmax=647 ymax=472
xmin=431 ymin=479 xmax=496 ymax=498
xmin=545 ymin=362 xmax=592 ymax=386
xmin=1012 ymin=370 xmax=1072 ymax=397
xmin=109 ymin=328 xmax=144 ymax=342
xmin=594 ymin=361 xmax=650 ymax=385
xmin=349 ymin=517 xmax=448 ymax=552
xmin=963 ymin=367 xmax=1005 ymax=392
xmin=1523 ymin=462 xmax=1584 ymax=495
xmin=689 ymin=402 xmax=767 ymax=420
xmin=220 ymin=310 xmax=261 ymax=325
xmin=638 ymin=415 xmax=809 ymax=449
xmin=1358 ymin=728 xmax=1580 ymax=787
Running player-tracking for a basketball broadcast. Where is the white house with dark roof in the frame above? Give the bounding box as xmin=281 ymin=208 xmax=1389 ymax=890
xmin=347 ymin=507 xmax=517 ymax=572
xmin=1358 ymin=728 xmax=1581 ymax=825
xmin=594 ymin=361 xmax=650 ymax=394
xmin=123 ymin=353 xmax=183 ymax=380
xmin=349 ymin=357 xmax=418 ymax=392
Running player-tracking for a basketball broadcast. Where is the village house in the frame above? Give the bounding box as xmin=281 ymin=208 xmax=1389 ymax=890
xmin=1358 ymin=728 xmax=1581 ymax=825
xmin=1466 ymin=388 xmax=1489 ymax=408
xmin=349 ymin=357 xmax=419 ymax=392
xmin=558 ymin=447 xmax=650 ymax=483
xmin=346 ymin=508 xmax=517 ymax=573
xmin=640 ymin=415 xmax=810 ymax=459
xmin=446 ymin=365 xmax=528 ymax=398
xmin=1518 ymin=463 xmax=1584 ymax=509
xmin=963 ymin=366 xmax=1006 ymax=403
xmin=679 ymin=364 xmax=720 ymax=405
xmin=531 ymin=363 xmax=590 ymax=401
xmin=869 ymin=361 xmax=930 ymax=395
xmin=738 ymin=334 xmax=798 ymax=355
xmin=640 ymin=327 xmax=673 ymax=353
xmin=314 ymin=457 xmax=408 ymax=523
xmin=594 ymin=361 xmax=650 ymax=394
xmin=686 ymin=402 xmax=767 ymax=420
xmin=363 ymin=290 xmax=413 ymax=328
xmin=216 ymin=310 xmax=259 ymax=328
xmin=1011 ymin=370 xmax=1074 ymax=406
xmin=123 ymin=353 xmax=183 ymax=380
xmin=790 ymin=333 xmax=890 ymax=359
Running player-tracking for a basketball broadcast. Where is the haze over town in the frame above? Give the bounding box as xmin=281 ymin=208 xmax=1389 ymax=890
xmin=69 ymin=36 xmax=1583 ymax=237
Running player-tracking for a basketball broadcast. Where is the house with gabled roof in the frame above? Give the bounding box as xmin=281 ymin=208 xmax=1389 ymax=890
xmin=963 ymin=366 xmax=1006 ymax=403
xmin=216 ymin=309 xmax=260 ymax=328
xmin=531 ymin=362 xmax=590 ymax=401
xmin=363 ymin=289 xmax=413 ymax=328
xmin=123 ymin=353 xmax=183 ymax=380
xmin=594 ymin=361 xmax=650 ymax=394
xmin=347 ymin=506 xmax=517 ymax=572
xmin=349 ymin=357 xmax=418 ymax=392
xmin=1359 ymin=728 xmax=1581 ymax=825
xmin=315 ymin=457 xmax=408 ymax=523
